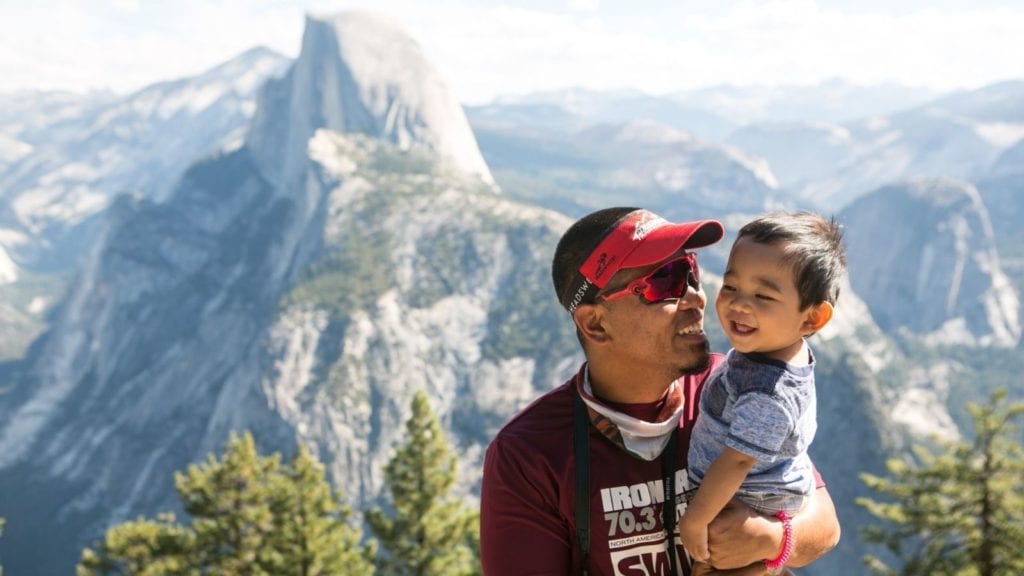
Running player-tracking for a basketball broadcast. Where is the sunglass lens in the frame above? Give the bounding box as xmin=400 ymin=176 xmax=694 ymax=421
xmin=643 ymin=260 xmax=691 ymax=301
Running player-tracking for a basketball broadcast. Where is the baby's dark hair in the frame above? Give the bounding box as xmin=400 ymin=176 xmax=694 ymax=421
xmin=736 ymin=211 xmax=847 ymax=309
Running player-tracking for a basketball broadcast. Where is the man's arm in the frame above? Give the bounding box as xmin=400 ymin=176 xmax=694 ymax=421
xmin=703 ymin=485 xmax=840 ymax=570
xmin=787 ymin=486 xmax=841 ymax=566
xmin=480 ymin=437 xmax=573 ymax=575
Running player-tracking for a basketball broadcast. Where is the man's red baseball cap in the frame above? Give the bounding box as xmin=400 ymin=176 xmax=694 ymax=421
xmin=561 ymin=209 xmax=724 ymax=313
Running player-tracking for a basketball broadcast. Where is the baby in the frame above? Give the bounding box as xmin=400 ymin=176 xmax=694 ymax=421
xmin=679 ymin=211 xmax=846 ymax=575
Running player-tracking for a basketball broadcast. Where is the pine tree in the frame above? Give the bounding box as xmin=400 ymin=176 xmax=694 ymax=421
xmin=175 ymin=431 xmax=279 ymax=575
xmin=266 ymin=443 xmax=376 ymax=576
xmin=76 ymin=514 xmax=194 ymax=576
xmin=857 ymin=389 xmax=1024 ymax=575
xmin=367 ymin=391 xmax=481 ymax=576
xmin=77 ymin=431 xmax=374 ymax=575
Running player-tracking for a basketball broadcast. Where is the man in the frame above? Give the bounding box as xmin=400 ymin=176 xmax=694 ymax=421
xmin=480 ymin=207 xmax=840 ymax=575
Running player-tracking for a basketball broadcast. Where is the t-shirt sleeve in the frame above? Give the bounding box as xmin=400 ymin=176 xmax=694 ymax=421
xmin=480 ymin=436 xmax=572 ymax=575
xmin=725 ymin=392 xmax=793 ymax=460
xmin=812 ymin=464 xmax=825 ymax=488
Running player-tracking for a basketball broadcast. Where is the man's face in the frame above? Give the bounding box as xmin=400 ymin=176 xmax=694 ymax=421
xmin=597 ymin=253 xmax=712 ymax=381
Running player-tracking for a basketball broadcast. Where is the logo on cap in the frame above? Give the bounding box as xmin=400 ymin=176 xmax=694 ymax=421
xmin=567 ymin=278 xmax=593 ymax=314
xmin=632 ymin=212 xmax=668 ymax=241
xmin=593 ymin=253 xmax=613 ymax=280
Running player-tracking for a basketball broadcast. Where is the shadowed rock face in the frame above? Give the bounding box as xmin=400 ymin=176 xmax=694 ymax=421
xmin=840 ymin=177 xmax=1020 ymax=348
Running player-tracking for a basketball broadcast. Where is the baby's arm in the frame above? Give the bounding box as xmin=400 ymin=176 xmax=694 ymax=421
xmin=678 ymin=446 xmax=756 ymax=562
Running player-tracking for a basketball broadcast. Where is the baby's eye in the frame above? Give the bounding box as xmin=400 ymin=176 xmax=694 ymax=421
xmin=720 ymin=284 xmax=736 ymax=292
xmin=756 ymin=294 xmax=775 ymax=301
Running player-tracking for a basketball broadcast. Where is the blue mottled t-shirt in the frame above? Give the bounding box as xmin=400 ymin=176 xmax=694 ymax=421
xmin=687 ymin=347 xmax=817 ymax=506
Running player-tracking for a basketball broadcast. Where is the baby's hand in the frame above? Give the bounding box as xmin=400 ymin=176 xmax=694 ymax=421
xmin=678 ymin=515 xmax=710 ymax=562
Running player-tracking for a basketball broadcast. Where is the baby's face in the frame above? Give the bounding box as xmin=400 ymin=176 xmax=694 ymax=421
xmin=715 ymin=236 xmax=815 ymax=363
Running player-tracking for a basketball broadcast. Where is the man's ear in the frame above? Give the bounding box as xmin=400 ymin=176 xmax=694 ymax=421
xmin=573 ymin=303 xmax=610 ymax=344
xmin=803 ymin=301 xmax=834 ymax=334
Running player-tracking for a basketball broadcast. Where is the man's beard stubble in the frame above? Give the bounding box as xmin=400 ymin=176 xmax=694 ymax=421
xmin=678 ymin=339 xmax=711 ymax=376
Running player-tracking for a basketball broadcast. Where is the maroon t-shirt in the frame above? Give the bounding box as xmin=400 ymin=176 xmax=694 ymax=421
xmin=480 ymin=353 xmax=823 ymax=575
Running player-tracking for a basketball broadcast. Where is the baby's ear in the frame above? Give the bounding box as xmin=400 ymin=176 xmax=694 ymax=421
xmin=803 ymin=301 xmax=834 ymax=333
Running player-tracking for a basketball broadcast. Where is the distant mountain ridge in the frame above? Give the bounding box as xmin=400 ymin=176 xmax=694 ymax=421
xmin=472 ymin=79 xmax=938 ymax=142
xmin=730 ymin=81 xmax=1024 ymax=209
xmin=841 ymin=178 xmax=1020 ymax=348
xmin=475 ymin=81 xmax=1024 ymax=214
xmin=472 ymin=118 xmax=783 ymax=220
xmin=0 ymin=47 xmax=291 ymax=269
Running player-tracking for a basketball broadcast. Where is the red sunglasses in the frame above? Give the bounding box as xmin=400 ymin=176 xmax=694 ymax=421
xmin=599 ymin=253 xmax=700 ymax=304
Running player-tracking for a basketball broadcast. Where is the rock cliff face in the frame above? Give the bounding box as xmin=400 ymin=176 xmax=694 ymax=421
xmin=0 ymin=13 xmax=551 ymax=574
xmin=840 ymin=178 xmax=1020 ymax=348
xmin=247 ymin=11 xmax=493 ymax=191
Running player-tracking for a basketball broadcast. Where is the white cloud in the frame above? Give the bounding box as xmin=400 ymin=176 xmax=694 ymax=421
xmin=567 ymin=0 xmax=601 ymax=12
xmin=0 ymin=0 xmax=1022 ymax=103
xmin=410 ymin=1 xmax=1024 ymax=102
xmin=109 ymin=0 xmax=140 ymax=11
xmin=686 ymin=1 xmax=1024 ymax=90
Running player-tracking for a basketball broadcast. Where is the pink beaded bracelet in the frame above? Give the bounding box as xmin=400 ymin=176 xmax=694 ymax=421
xmin=763 ymin=511 xmax=794 ymax=575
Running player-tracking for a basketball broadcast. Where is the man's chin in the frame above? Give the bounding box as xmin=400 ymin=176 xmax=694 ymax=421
xmin=677 ymin=342 xmax=711 ymax=376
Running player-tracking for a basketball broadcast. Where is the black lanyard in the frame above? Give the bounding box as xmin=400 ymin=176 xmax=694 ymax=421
xmin=574 ymin=390 xmax=680 ymax=576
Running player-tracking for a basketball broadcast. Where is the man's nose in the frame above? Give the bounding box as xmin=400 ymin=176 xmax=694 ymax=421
xmin=678 ymin=283 xmax=706 ymax=308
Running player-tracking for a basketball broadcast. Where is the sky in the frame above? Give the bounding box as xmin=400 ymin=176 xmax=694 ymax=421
xmin=1 ymin=0 xmax=1023 ymax=105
